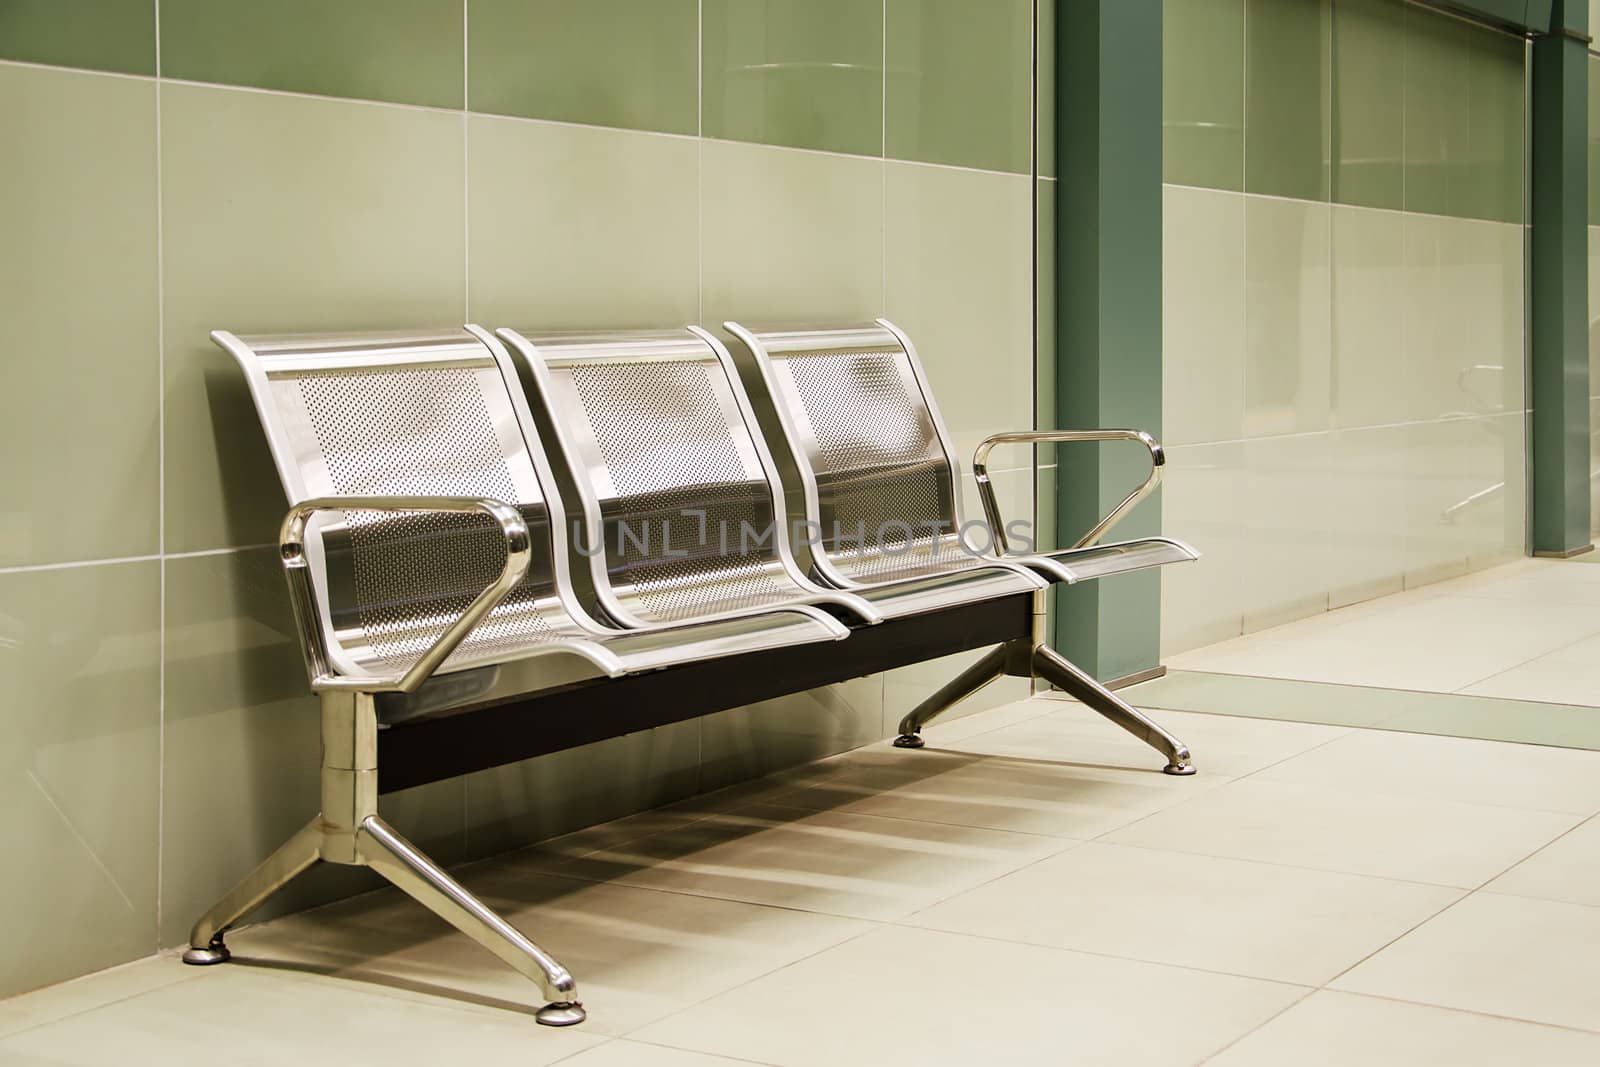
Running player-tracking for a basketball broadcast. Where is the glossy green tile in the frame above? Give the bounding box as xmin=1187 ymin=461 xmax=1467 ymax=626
xmin=469 ymin=0 xmax=697 ymax=134
xmin=700 ymin=138 xmax=883 ymax=325
xmin=0 ymin=562 xmax=159 ymax=997
xmin=160 ymin=549 xmax=465 ymax=946
xmin=0 ymin=0 xmax=153 ymax=75
xmin=1164 ymin=0 xmax=1244 ymax=190
xmin=1130 ymin=669 xmax=1600 ymax=751
xmin=701 ymin=679 xmax=885 ymax=792
xmin=1331 ymin=0 xmax=1404 ymax=210
xmin=465 ymin=722 xmax=701 ymax=858
xmin=0 ymin=64 xmax=157 ymax=566
xmin=886 ymin=0 xmax=1032 ymax=173
xmin=1244 ymin=0 xmax=1330 ymax=201
xmin=1243 ymin=194 xmax=1331 ymax=437
xmin=702 ymin=0 xmax=882 ymax=156
xmin=159 ymin=0 xmax=462 ymax=107
xmin=160 ymin=84 xmax=465 ymax=552
xmin=1037 ymin=0 xmax=1055 ymax=179
xmin=1403 ymin=4 xmax=1525 ymax=223
xmin=886 ymin=160 xmax=1032 ymax=465
xmin=468 ymin=114 xmax=698 ymax=328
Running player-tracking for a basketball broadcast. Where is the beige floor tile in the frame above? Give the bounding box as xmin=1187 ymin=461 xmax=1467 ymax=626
xmin=1105 ymin=778 xmax=1579 ymax=887
xmin=963 ymin=702 xmax=1351 ymax=778
xmin=1485 ymin=816 xmax=1600 ymax=907
xmin=1333 ymin=893 xmax=1600 ymax=1032
xmin=0 ymin=967 xmax=600 ymax=1066
xmin=907 ymin=842 xmax=1460 ymax=985
xmin=634 ymin=925 xmax=1304 ymax=1067
xmin=1207 ymin=990 xmax=1600 ymax=1066
xmin=1250 ymin=729 xmax=1600 ymax=815
xmin=551 ymin=804 xmax=1073 ymax=921
xmin=916 ymin=696 xmax=1053 ymax=744
xmin=230 ymin=867 xmax=870 ymax=1036
xmin=0 ymin=956 xmax=196 ymax=1039
xmin=560 ymin=1040 xmax=777 ymax=1066
xmin=1461 ymin=631 xmax=1600 ymax=706
xmin=767 ymin=745 xmax=1210 ymax=839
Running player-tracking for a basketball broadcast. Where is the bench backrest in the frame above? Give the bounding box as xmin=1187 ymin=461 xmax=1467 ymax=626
xmin=215 ymin=328 xmax=589 ymax=677
xmin=724 ymin=320 xmax=973 ymax=588
xmin=499 ymin=328 xmax=813 ymax=629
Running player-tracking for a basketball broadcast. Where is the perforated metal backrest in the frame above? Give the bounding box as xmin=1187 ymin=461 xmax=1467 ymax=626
xmin=726 ymin=321 xmax=969 ymax=586
xmin=502 ymin=329 xmax=807 ymax=627
xmin=218 ymin=329 xmax=585 ymax=676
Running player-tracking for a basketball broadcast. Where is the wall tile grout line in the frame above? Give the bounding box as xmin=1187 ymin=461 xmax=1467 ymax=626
xmin=153 ymin=0 xmax=166 ymax=953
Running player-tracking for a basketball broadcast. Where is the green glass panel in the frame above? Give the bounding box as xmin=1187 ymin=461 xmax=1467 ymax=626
xmin=1038 ymin=0 xmax=1055 ymax=179
xmin=1164 ymin=0 xmax=1244 ymax=190
xmin=1245 ymin=0 xmax=1331 ymax=201
xmin=0 ymin=0 xmax=153 ymax=75
xmin=159 ymin=0 xmax=463 ymax=108
xmin=1403 ymin=5 xmax=1525 ymax=223
xmin=886 ymin=0 xmax=1032 ymax=174
xmin=702 ymin=0 xmax=882 ymax=156
xmin=1589 ymin=56 xmax=1600 ymax=226
xmin=1331 ymin=0 xmax=1404 ymax=210
xmin=469 ymin=0 xmax=697 ymax=135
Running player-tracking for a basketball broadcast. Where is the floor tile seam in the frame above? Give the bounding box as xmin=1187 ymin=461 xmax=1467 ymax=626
xmin=1449 ymin=620 xmax=1600 ymax=694
xmin=1316 ymin=987 xmax=1600 ymax=1038
xmin=0 ymin=968 xmax=204 ymax=1044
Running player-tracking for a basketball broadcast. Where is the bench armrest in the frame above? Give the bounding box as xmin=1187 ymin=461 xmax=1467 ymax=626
xmin=972 ymin=430 xmax=1165 ymax=555
xmin=279 ymin=495 xmax=533 ymax=694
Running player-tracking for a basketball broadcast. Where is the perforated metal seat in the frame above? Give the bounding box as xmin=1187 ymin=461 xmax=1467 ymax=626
xmin=723 ymin=320 xmax=1200 ymax=589
xmin=497 ymin=328 xmax=897 ymax=630
xmin=216 ymin=327 xmax=849 ymax=720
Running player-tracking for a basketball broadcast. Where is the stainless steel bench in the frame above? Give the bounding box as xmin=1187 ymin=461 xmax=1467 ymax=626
xmin=725 ymin=320 xmax=1200 ymax=773
xmin=181 ymin=320 xmax=1198 ymax=1031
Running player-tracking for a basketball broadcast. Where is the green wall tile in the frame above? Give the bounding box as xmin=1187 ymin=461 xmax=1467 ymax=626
xmin=700 ymin=138 xmax=883 ymax=325
xmin=0 ymin=562 xmax=159 ymax=997
xmin=159 ymin=0 xmax=463 ymax=108
xmin=0 ymin=0 xmax=153 ymax=75
xmin=1245 ymin=0 xmax=1331 ymax=201
xmin=885 ymin=160 xmax=1033 ymax=465
xmin=160 ymin=84 xmax=466 ymax=553
xmin=160 ymin=549 xmax=465 ymax=947
xmin=887 ymin=0 xmax=1032 ymax=173
xmin=702 ymin=0 xmax=882 ymax=156
xmin=467 ymin=115 xmax=699 ymax=328
xmin=469 ymin=0 xmax=697 ymax=134
xmin=1404 ymin=4 xmax=1525 ymax=223
xmin=1164 ymin=0 xmax=1244 ymax=190
xmin=1331 ymin=0 xmax=1404 ymax=210
xmin=0 ymin=65 xmax=158 ymax=567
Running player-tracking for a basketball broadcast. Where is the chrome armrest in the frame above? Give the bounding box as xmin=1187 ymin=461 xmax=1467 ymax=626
xmin=279 ymin=495 xmax=533 ymax=694
xmin=973 ymin=429 xmax=1165 ymax=554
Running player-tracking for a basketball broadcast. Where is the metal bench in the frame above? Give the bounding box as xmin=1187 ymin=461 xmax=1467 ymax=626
xmin=181 ymin=321 xmax=1198 ymax=1030
xmin=724 ymin=320 xmax=1200 ymax=772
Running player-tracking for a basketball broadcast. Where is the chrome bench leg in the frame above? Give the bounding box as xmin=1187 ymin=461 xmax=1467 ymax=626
xmin=893 ymin=643 xmax=1011 ymax=748
xmin=182 ymin=818 xmax=324 ymax=965
xmin=1030 ymin=644 xmax=1194 ymax=775
xmin=356 ymin=815 xmax=584 ymax=1026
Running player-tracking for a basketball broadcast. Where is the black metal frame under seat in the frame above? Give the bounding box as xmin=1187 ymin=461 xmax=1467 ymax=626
xmin=376 ymin=592 xmax=1035 ymax=793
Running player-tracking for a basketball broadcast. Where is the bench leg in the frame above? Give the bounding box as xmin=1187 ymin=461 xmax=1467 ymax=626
xmin=182 ymin=818 xmax=324 ymax=965
xmin=357 ymin=815 xmax=585 ymax=1027
xmin=893 ymin=643 xmax=1011 ymax=748
xmin=1030 ymin=645 xmax=1195 ymax=775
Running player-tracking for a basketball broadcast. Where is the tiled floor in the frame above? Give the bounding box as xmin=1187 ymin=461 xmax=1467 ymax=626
xmin=1166 ymin=557 xmax=1600 ymax=704
xmin=6 ymin=697 xmax=1600 ymax=1064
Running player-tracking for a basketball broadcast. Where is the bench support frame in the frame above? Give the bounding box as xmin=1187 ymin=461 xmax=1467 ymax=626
xmin=181 ymin=691 xmax=586 ymax=1028
xmin=892 ymin=591 xmax=1194 ymax=775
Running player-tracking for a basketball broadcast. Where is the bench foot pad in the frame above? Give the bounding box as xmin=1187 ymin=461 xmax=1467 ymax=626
xmin=536 ymin=1002 xmax=587 ymax=1027
xmin=1163 ymin=761 xmax=1196 ymax=776
xmin=182 ymin=941 xmax=231 ymax=966
xmin=892 ymin=733 xmax=925 ymax=749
